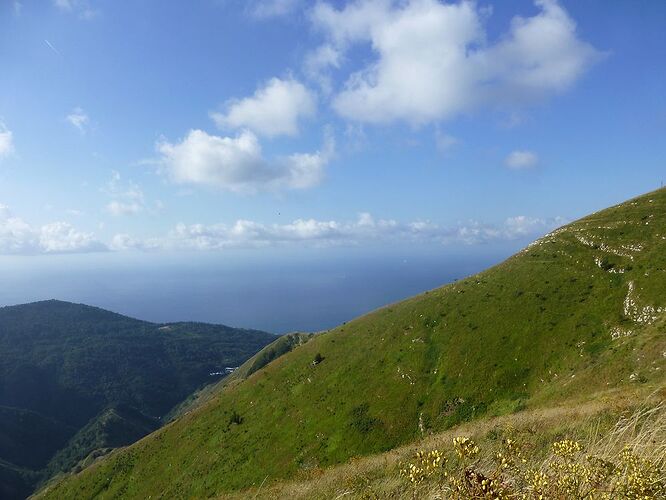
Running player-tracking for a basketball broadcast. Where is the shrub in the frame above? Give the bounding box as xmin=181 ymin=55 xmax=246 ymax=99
xmin=228 ymin=410 xmax=243 ymax=426
xmin=399 ymin=404 xmax=666 ymax=499
xmin=350 ymin=403 xmax=380 ymax=434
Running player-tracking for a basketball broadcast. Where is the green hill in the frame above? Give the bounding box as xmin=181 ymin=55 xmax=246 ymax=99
xmin=0 ymin=300 xmax=275 ymax=498
xmin=38 ymin=189 xmax=666 ymax=499
xmin=43 ymin=404 xmax=160 ymax=480
xmin=166 ymin=332 xmax=314 ymax=421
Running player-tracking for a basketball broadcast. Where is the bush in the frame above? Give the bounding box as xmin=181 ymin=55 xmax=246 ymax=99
xmin=399 ymin=404 xmax=666 ymax=499
xmin=228 ymin=410 xmax=243 ymax=426
xmin=350 ymin=403 xmax=380 ymax=434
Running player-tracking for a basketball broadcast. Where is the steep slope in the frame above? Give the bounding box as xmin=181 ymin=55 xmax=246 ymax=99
xmin=39 ymin=189 xmax=666 ymax=499
xmin=43 ymin=404 xmax=160 ymax=480
xmin=167 ymin=332 xmax=314 ymax=421
xmin=225 ymin=393 xmax=665 ymax=499
xmin=0 ymin=301 xmax=275 ymax=497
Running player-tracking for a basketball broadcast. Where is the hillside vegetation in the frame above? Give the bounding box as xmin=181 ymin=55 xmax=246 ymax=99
xmin=166 ymin=332 xmax=314 ymax=421
xmin=43 ymin=404 xmax=160 ymax=479
xmin=0 ymin=300 xmax=275 ymax=498
xmin=229 ymin=391 xmax=664 ymax=499
xmin=39 ymin=189 xmax=666 ymax=499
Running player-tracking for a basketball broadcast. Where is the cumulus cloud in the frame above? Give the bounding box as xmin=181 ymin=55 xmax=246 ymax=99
xmin=0 ymin=204 xmax=105 ymax=254
xmin=111 ymin=212 xmax=564 ymax=251
xmin=310 ymin=0 xmax=602 ymax=125
xmin=0 ymin=125 xmax=14 ymax=159
xmin=156 ymin=129 xmax=333 ymax=193
xmin=0 ymin=205 xmax=563 ymax=255
xmin=505 ymin=150 xmax=539 ymax=170
xmin=211 ymin=78 xmax=316 ymax=137
xmin=39 ymin=222 xmax=105 ymax=253
xmin=0 ymin=205 xmax=36 ymax=254
xmin=66 ymin=107 xmax=89 ymax=132
xmin=304 ymin=44 xmax=343 ymax=93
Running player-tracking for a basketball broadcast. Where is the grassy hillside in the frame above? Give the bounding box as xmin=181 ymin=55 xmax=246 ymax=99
xmin=228 ymin=391 xmax=664 ymax=499
xmin=39 ymin=189 xmax=666 ymax=499
xmin=166 ymin=332 xmax=314 ymax=421
xmin=0 ymin=300 xmax=275 ymax=497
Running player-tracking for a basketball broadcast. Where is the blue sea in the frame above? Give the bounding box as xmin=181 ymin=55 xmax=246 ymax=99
xmin=0 ymin=243 xmax=523 ymax=333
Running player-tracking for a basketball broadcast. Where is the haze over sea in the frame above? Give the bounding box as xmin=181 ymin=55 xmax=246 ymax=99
xmin=0 ymin=243 xmax=519 ymax=333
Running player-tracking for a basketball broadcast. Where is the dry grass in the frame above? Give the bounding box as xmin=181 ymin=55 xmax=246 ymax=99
xmin=407 ymin=399 xmax=666 ymax=499
xmin=223 ymin=389 xmax=665 ymax=499
xmin=589 ymin=401 xmax=666 ymax=468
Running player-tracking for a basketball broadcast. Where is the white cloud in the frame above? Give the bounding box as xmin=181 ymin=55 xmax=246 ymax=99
xmin=305 ymin=45 xmax=342 ymax=74
xmin=445 ymin=216 xmax=568 ymax=244
xmin=105 ymin=200 xmax=143 ymax=216
xmin=39 ymin=222 xmax=105 ymax=253
xmin=156 ymin=129 xmax=333 ymax=193
xmin=0 ymin=205 xmax=563 ymax=254
xmin=505 ymin=150 xmax=539 ymax=170
xmin=0 ymin=204 xmax=105 ymax=254
xmin=111 ymin=212 xmax=564 ymax=251
xmin=103 ymin=170 xmax=147 ymax=216
xmin=211 ymin=78 xmax=316 ymax=138
xmin=311 ymin=0 xmax=601 ymax=125
xmin=66 ymin=107 xmax=89 ymax=132
xmin=0 ymin=205 xmax=37 ymax=254
xmin=0 ymin=125 xmax=14 ymax=159
xmin=304 ymin=44 xmax=343 ymax=93
xmin=503 ymin=215 xmax=549 ymax=237
xmin=311 ymin=0 xmax=391 ymax=45
xmin=110 ymin=233 xmax=144 ymax=251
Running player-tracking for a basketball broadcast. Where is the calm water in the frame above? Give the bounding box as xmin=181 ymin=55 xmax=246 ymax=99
xmin=0 ymin=244 xmax=522 ymax=333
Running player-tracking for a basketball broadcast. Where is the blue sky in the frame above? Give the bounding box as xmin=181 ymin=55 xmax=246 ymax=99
xmin=0 ymin=0 xmax=665 ymax=256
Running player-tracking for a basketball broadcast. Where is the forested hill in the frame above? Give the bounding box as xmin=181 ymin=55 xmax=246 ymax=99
xmin=0 ymin=300 xmax=275 ymax=499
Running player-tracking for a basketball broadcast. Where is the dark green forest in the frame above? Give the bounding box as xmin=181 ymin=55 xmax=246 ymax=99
xmin=0 ymin=300 xmax=274 ymax=499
